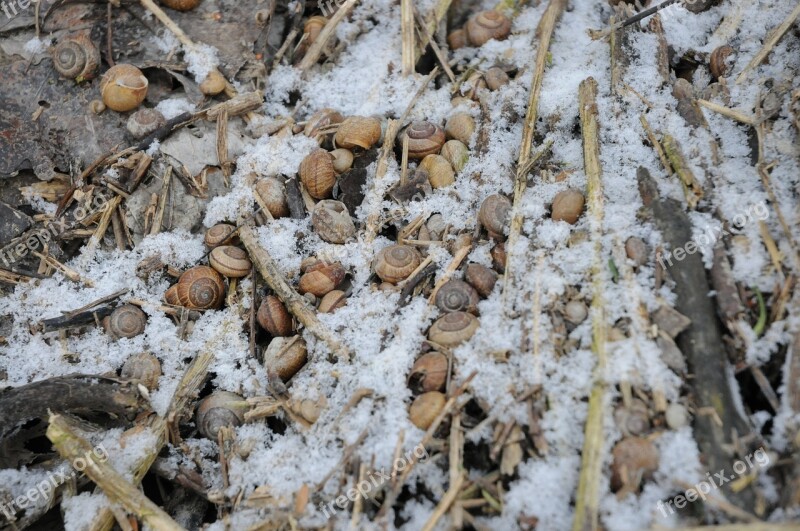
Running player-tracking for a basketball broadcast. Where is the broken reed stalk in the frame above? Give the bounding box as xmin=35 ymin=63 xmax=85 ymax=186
xmin=661 ymin=134 xmax=703 ymax=209
xmin=298 ymin=0 xmax=359 ymax=71
xmin=401 ymin=0 xmax=415 ymax=76
xmin=47 ymin=414 xmax=184 ymax=531
xmin=736 ymin=1 xmax=800 ymax=84
xmin=421 ymin=473 xmax=465 ymax=531
xmin=502 ymin=0 xmax=567 ymax=314
xmin=572 ymin=77 xmax=607 ymax=531
xmin=238 ymin=225 xmax=351 ymax=360
xmin=417 ymin=0 xmax=452 ymax=57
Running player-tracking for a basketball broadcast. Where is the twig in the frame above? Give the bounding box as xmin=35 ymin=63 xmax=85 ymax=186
xmin=150 ymin=167 xmax=171 ymax=236
xmin=298 ymin=0 xmax=359 ymax=71
xmin=62 ymin=289 xmax=128 ymax=319
xmin=412 ymin=4 xmax=456 ymax=83
xmin=661 ymin=134 xmax=703 ymax=209
xmin=421 ymin=473 xmax=464 ymax=531
xmin=401 ymin=0 xmax=415 ymax=76
xmin=736 ymin=2 xmax=800 ymax=84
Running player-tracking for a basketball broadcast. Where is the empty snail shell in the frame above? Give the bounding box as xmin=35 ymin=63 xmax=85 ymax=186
xmin=479 ymin=194 xmax=512 ymax=240
xmin=491 ymin=242 xmax=506 ymax=273
xmin=126 ymin=108 xmax=166 ymax=139
xmin=440 ymin=140 xmax=469 ymax=173
xmin=564 ymin=300 xmax=588 ymax=324
xmin=106 ymin=304 xmax=147 ymax=339
xmin=304 ymin=108 xmax=344 ymax=140
xmin=551 ymin=188 xmax=585 ymax=224
xmin=204 ymin=223 xmax=237 ymax=248
xmin=447 ymin=28 xmax=467 ymax=50
xmin=311 ymin=200 xmax=356 ymax=244
xmin=465 ymin=263 xmax=497 ymax=297
xmin=374 ymin=244 xmax=422 ymax=284
xmin=90 ymin=100 xmax=106 ymax=114
xmin=625 ymin=237 xmax=648 ymax=267
xmin=121 ymin=352 xmax=162 ymax=390
xmin=610 ymin=437 xmax=659 ymax=492
xmin=318 ymin=290 xmax=347 ymax=313
xmin=435 ymin=279 xmax=480 ymax=314
xmin=334 ymin=116 xmax=382 ymax=150
xmin=298 ymin=261 xmax=346 ymax=296
xmin=196 ymin=391 xmax=247 ymax=440
xmin=444 ymin=113 xmax=476 ymax=145
xmin=100 ymin=64 xmax=149 ymax=112
xmin=304 ymin=15 xmax=327 ymax=43
xmin=400 ymin=121 xmax=446 ymax=160
xmin=484 ymin=66 xmax=510 ymax=90
xmin=254 ymin=177 xmax=290 ymax=218
xmin=161 ymin=0 xmax=201 ymax=11
xmin=176 ymin=266 xmax=225 ymax=310
xmin=409 ymin=391 xmax=446 ymax=430
xmin=465 ymin=10 xmax=511 ymax=47
xmin=409 ymin=352 xmax=448 ymax=393
xmin=199 ymin=70 xmax=227 ymax=96
xmin=299 ymin=148 xmax=336 ymax=199
xmin=53 ymin=33 xmax=100 ymax=81
xmin=709 ymin=45 xmax=734 ymax=80
xmin=428 ymin=311 xmax=479 ymax=347
xmin=164 ymin=284 xmax=181 ymax=306
xmin=330 ymin=148 xmax=354 ymax=174
xmin=665 ymin=403 xmax=689 ymax=429
xmin=426 ymin=214 xmax=446 ymax=241
xmin=257 ymin=295 xmax=293 ymax=337
xmin=263 ymin=335 xmax=308 ymax=381
xmin=209 ymin=246 xmax=252 ymax=277
xmin=420 ymin=154 xmax=455 ymax=189
xmin=614 ymin=399 xmax=651 ymax=437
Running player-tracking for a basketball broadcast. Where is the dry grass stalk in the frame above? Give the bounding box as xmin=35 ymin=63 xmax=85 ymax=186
xmin=428 ymin=243 xmax=471 ymax=303
xmin=421 ymin=473 xmax=465 ymax=531
xmin=661 ymin=134 xmax=703 ymax=209
xmin=401 ymin=0 xmax=415 ymax=76
xmin=150 ymin=167 xmax=172 ymax=236
xmin=298 ymin=0 xmax=360 ymax=71
xmin=412 ymin=4 xmax=456 ymax=82
xmin=736 ymin=2 xmax=800 ymax=84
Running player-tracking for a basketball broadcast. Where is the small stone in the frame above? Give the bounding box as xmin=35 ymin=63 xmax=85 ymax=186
xmin=625 ymin=237 xmax=649 ymax=267
xmin=665 ymin=403 xmax=689 ymax=429
xmin=652 ymin=306 xmax=691 ymax=338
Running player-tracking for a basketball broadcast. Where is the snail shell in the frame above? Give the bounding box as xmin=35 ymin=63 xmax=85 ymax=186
xmin=90 ymin=100 xmax=106 ymax=114
xmin=444 ymin=113 xmax=476 ymax=145
xmin=440 ymin=140 xmax=469 ymax=173
xmin=121 ymin=352 xmax=162 ymax=390
xmin=204 ymin=223 xmax=237 ymax=248
xmin=491 ymin=242 xmax=506 ymax=273
xmin=209 ymin=246 xmax=252 ymax=277
xmin=428 ymin=311 xmax=478 ymax=347
xmin=465 ymin=11 xmax=511 ymax=47
xmin=304 ymin=15 xmax=327 ymax=43
xmin=464 ymin=263 xmax=497 ymax=298
xmin=564 ymin=300 xmax=588 ymax=324
xmin=53 ymin=33 xmax=100 ymax=81
xmin=318 ymin=290 xmax=347 ymax=313
xmin=176 ymin=266 xmax=225 ymax=310
xmin=200 ymin=70 xmax=227 ymax=96
xmin=610 ymin=437 xmax=659 ymax=492
xmin=709 ymin=45 xmax=734 ymax=80
xmin=330 ymin=148 xmax=354 ymax=174
xmin=106 ymin=304 xmax=147 ymax=339
xmin=625 ymin=237 xmax=649 ymax=267
xmin=304 ymin=108 xmax=344 ymax=140
xmin=435 ymin=279 xmax=480 ymax=314
xmin=374 ymin=244 xmax=422 ymax=284
xmin=400 ymin=121 xmax=446 ymax=160
xmin=409 ymin=391 xmax=446 ymax=430
xmin=426 ymin=214 xmax=446 ymax=241
xmin=479 ymin=194 xmax=512 ymax=240
xmin=126 ymin=108 xmax=166 ymax=139
xmin=257 ymin=295 xmax=293 ymax=337
xmin=263 ymin=335 xmax=308 ymax=381
xmin=299 ymin=148 xmax=336 ymax=199
xmin=551 ymin=188 xmax=585 ymax=224
xmin=298 ymin=261 xmax=346 ymax=296
xmin=409 ymin=352 xmax=448 ymax=393
xmin=100 ymin=64 xmax=149 ymax=112
xmin=447 ymin=29 xmax=467 ymax=50
xmin=484 ymin=66 xmax=510 ymax=90
xmin=614 ymin=399 xmax=650 ymax=437
xmin=161 ymin=0 xmax=201 ymax=11
xmin=420 ymin=154 xmax=455 ymax=189
xmin=255 ymin=177 xmax=290 ymax=218
xmin=334 ymin=116 xmax=382 ymax=150
xmin=196 ymin=391 xmax=247 ymax=440
xmin=164 ymin=284 xmax=181 ymax=306
xmin=311 ymin=200 xmax=356 ymax=244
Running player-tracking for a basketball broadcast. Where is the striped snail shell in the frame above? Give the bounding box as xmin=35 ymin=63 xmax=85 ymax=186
xmin=53 ymin=33 xmax=100 ymax=81
xmin=299 ymin=148 xmax=336 ymax=200
xmin=195 ymin=391 xmax=247 ymax=440
xmin=428 ymin=311 xmax=479 ymax=347
xmin=374 ymin=244 xmax=422 ymax=284
xmin=479 ymin=194 xmax=512 ymax=240
xmin=209 ymin=246 xmax=252 ymax=278
xmin=409 ymin=391 xmax=446 ymax=430
xmin=400 ymin=121 xmax=446 ymax=160
xmin=298 ymin=261 xmax=346 ymax=297
xmin=106 ymin=304 xmax=147 ymax=340
xmin=435 ymin=279 xmax=479 ymax=314
xmin=204 ymin=223 xmax=237 ymax=248
xmin=334 ymin=116 xmax=382 ymax=150
xmin=257 ymin=295 xmax=293 ymax=337
xmin=465 ymin=11 xmax=511 ymax=47
xmin=176 ymin=266 xmax=225 ymax=310
xmin=465 ymin=263 xmax=497 ymax=297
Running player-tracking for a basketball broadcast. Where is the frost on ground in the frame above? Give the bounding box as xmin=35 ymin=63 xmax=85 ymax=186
xmin=1 ymin=0 xmax=799 ymax=529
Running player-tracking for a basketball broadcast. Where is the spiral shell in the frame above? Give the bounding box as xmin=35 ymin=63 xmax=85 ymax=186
xmin=614 ymin=399 xmax=651 ymax=437
xmin=465 ymin=263 xmax=497 ymax=298
xmin=100 ymin=64 xmax=149 ymax=112
xmin=196 ymin=391 xmax=247 ymax=440
xmin=263 ymin=335 xmax=308 ymax=381
xmin=161 ymin=0 xmax=201 ymax=11
xmin=53 ymin=34 xmax=100 ymax=81
xmin=409 ymin=352 xmax=448 ymax=393
xmin=445 ymin=113 xmax=475 ymax=145
xmin=318 ymin=290 xmax=347 ymax=313
xmin=298 ymin=261 xmax=346 ymax=296
xmin=374 ymin=244 xmax=422 ymax=284
xmin=440 ymin=140 xmax=469 ymax=173
xmin=121 ymin=352 xmax=162 ymax=390
xmin=334 ymin=116 xmax=382 ymax=150
xmin=255 ymin=177 xmax=290 ymax=218
xmin=400 ymin=121 xmax=446 ymax=160
xmin=209 ymin=246 xmax=252 ymax=278
xmin=257 ymin=295 xmax=293 ymax=337
xmin=176 ymin=266 xmax=225 ymax=310
xmin=311 ymin=200 xmax=356 ymax=244
xmin=447 ymin=29 xmax=467 ymax=50
xmin=485 ymin=66 xmax=510 ymax=90
xmin=199 ymin=70 xmax=227 ymax=96
xmin=409 ymin=391 xmax=446 ymax=430
xmin=164 ymin=284 xmax=180 ymax=306
xmin=435 ymin=280 xmax=479 ymax=314
xmin=465 ymin=11 xmax=511 ymax=47
xmin=299 ymin=148 xmax=336 ymax=199
xmin=105 ymin=304 xmax=147 ymax=340
xmin=551 ymin=188 xmax=585 ymax=224
xmin=304 ymin=15 xmax=327 ymax=43
xmin=420 ymin=154 xmax=455 ymax=189
xmin=204 ymin=223 xmax=237 ymax=248
xmin=479 ymin=194 xmax=511 ymax=240
xmin=126 ymin=108 xmax=166 ymax=139
xmin=709 ymin=45 xmax=734 ymax=80
xmin=428 ymin=311 xmax=478 ymax=347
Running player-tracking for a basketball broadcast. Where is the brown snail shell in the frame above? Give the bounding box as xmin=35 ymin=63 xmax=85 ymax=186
xmin=330 ymin=148 xmax=354 ymax=174
xmin=479 ymin=194 xmax=512 ymax=240
xmin=106 ymin=304 xmax=147 ymax=339
xmin=374 ymin=244 xmax=422 ymax=284
xmin=196 ymin=391 xmax=247 ymax=440
xmin=551 ymin=188 xmax=585 ymax=224
xmin=428 ymin=311 xmax=479 ymax=347
xmin=199 ymin=70 xmax=227 ymax=96
xmin=263 ymin=335 xmax=308 ymax=381
xmin=164 ymin=284 xmax=181 ymax=306
xmin=435 ymin=279 xmax=479 ymax=314
xmin=625 ymin=237 xmax=649 ymax=267
xmin=304 ymin=15 xmax=327 ymax=43
xmin=420 ymin=154 xmax=455 ymax=189
xmin=465 ymin=263 xmax=497 ymax=298
xmin=176 ymin=266 xmax=225 ymax=310
xmin=409 ymin=352 xmax=448 ymax=393
xmin=491 ymin=242 xmax=506 ymax=273
xmin=447 ymin=28 xmax=467 ymax=50
xmin=100 ymin=64 xmax=149 ymax=112
xmin=311 ymin=200 xmax=356 ymax=244
xmin=121 ymin=352 xmax=162 ymax=390
xmin=318 ymin=290 xmax=347 ymax=313
xmin=465 ymin=11 xmax=511 ymax=47
xmin=209 ymin=246 xmax=251 ymax=278
xmin=254 ymin=177 xmax=290 ymax=218
xmin=204 ymin=223 xmax=237 ymax=248
xmin=126 ymin=108 xmax=166 ymax=139
xmin=298 ymin=261 xmax=346 ymax=296
xmin=409 ymin=391 xmax=446 ymax=430
xmin=400 ymin=121 xmax=446 ymax=160
xmin=299 ymin=148 xmax=336 ymax=199
xmin=709 ymin=45 xmax=734 ymax=80
xmin=334 ymin=116 xmax=382 ymax=150
xmin=445 ymin=113 xmax=476 ymax=146
xmin=53 ymin=33 xmax=100 ymax=81
xmin=304 ymin=108 xmax=344 ymax=140
xmin=257 ymin=295 xmax=293 ymax=336
xmin=614 ymin=399 xmax=651 ymax=437
xmin=161 ymin=0 xmax=201 ymax=11
xmin=610 ymin=437 xmax=659 ymax=492
xmin=440 ymin=140 xmax=469 ymax=173
xmin=484 ymin=66 xmax=510 ymax=90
